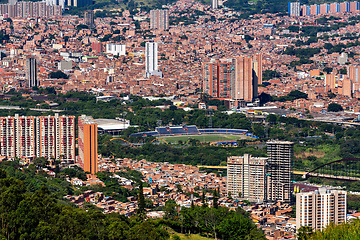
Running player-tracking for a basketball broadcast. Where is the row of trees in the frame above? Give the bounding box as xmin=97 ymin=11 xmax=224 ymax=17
xmin=163 ymin=202 xmax=266 ymax=239
xmin=0 ymin=169 xmax=169 ymax=240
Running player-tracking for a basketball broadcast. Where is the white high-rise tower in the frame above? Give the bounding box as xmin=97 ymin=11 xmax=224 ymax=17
xmin=145 ymin=42 xmax=162 ymax=78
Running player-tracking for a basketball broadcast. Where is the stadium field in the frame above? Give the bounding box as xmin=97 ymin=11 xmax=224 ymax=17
xmin=158 ymin=134 xmax=248 ymax=143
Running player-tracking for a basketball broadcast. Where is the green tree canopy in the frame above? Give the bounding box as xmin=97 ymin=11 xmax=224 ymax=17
xmin=327 ymin=103 xmax=343 ymax=112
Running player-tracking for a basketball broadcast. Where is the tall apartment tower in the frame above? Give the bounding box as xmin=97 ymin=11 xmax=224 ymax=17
xmin=227 ymin=154 xmax=267 ymax=201
xmin=26 ymin=57 xmax=38 ymax=88
xmin=36 ymin=114 xmax=75 ymax=164
xmin=203 ymin=56 xmax=260 ymax=103
xmin=288 ymin=1 xmax=301 ymax=16
xmin=84 ymin=10 xmax=94 ymax=28
xmin=267 ymin=140 xmax=294 ymax=203
xmin=8 ymin=0 xmax=17 ymax=5
xmin=231 ymin=56 xmax=257 ymax=102
xmin=78 ymin=115 xmax=98 ymax=174
xmin=348 ymin=65 xmax=360 ymax=83
xmin=0 ymin=114 xmax=75 ymax=162
xmin=150 ymin=9 xmax=169 ymax=30
xmin=203 ymin=60 xmax=232 ymax=99
xmin=145 ymin=42 xmax=162 ymax=78
xmin=296 ymin=188 xmax=347 ymax=230
xmin=252 ymin=53 xmax=263 ymax=85
xmin=211 ymin=0 xmax=218 ymax=9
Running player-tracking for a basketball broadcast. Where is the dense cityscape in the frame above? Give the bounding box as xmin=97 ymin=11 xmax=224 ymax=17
xmin=2 ymin=0 xmax=360 ymax=238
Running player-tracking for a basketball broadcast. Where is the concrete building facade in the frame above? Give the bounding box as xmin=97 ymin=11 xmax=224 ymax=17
xmin=150 ymin=9 xmax=169 ymax=30
xmin=267 ymin=140 xmax=294 ymax=203
xmin=26 ymin=57 xmax=38 ymax=88
xmin=145 ymin=42 xmax=162 ymax=78
xmin=0 ymin=114 xmax=75 ymax=163
xmin=78 ymin=115 xmax=98 ymax=174
xmin=296 ymin=188 xmax=347 ymax=230
xmin=227 ymin=154 xmax=267 ymax=201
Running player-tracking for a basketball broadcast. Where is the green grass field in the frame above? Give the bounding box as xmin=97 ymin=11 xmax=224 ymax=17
xmin=158 ymin=134 xmax=248 ymax=144
xmin=173 ymin=233 xmax=210 ymax=240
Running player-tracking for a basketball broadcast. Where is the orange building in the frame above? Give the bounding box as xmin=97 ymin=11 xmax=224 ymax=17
xmin=233 ymin=56 xmax=255 ymax=102
xmin=342 ymin=78 xmax=352 ymax=97
xmin=310 ymin=69 xmax=320 ymax=77
xmin=325 ymin=74 xmax=336 ymax=90
xmin=78 ymin=115 xmax=98 ymax=174
xmin=348 ymin=65 xmax=360 ymax=84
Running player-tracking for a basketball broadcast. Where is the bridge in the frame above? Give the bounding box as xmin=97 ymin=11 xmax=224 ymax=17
xmin=302 ymin=158 xmax=360 ymax=181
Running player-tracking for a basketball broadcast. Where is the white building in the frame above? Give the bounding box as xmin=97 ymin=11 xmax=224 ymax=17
xmin=106 ymin=43 xmax=126 ymax=56
xmin=227 ymin=154 xmax=267 ymax=201
xmin=145 ymin=42 xmax=162 ymax=78
xmin=289 ymin=1 xmax=301 ymax=16
xmin=296 ymin=188 xmax=347 ymax=230
xmin=211 ymin=0 xmax=218 ymax=9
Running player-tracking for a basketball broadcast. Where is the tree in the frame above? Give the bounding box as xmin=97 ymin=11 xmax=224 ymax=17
xmin=49 ymin=71 xmax=69 ymax=79
xmin=137 ymin=181 xmax=146 ymax=219
xmin=297 ymin=226 xmax=314 ymax=240
xmin=267 ymin=114 xmax=278 ymax=125
xmin=323 ymin=67 xmax=333 ymax=74
xmin=201 ymin=190 xmax=207 ymax=208
xmin=176 ymin=184 xmax=183 ymax=193
xmin=33 ymin=157 xmax=49 ymax=168
xmin=213 ymin=189 xmax=219 ymax=209
xmin=327 ymin=103 xmax=343 ymax=112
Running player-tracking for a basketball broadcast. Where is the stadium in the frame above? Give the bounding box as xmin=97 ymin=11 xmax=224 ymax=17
xmin=130 ymin=125 xmax=258 ymax=144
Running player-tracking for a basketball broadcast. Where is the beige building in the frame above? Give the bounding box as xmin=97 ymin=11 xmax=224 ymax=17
xmin=227 ymin=154 xmax=267 ymax=201
xmin=296 ymin=188 xmax=347 ymax=230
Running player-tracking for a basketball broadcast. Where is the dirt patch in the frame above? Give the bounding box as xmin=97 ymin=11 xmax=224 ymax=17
xmin=295 ymin=150 xmax=325 ymax=159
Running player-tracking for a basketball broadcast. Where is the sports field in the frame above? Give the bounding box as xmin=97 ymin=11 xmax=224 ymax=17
xmin=159 ymin=134 xmax=248 ymax=144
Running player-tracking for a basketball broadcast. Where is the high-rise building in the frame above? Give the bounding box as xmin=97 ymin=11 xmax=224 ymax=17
xmin=84 ymin=10 xmax=94 ymax=28
xmin=150 ymin=9 xmax=169 ymax=30
xmin=252 ymin=53 xmax=263 ymax=85
xmin=36 ymin=114 xmax=75 ymax=164
xmin=325 ymin=74 xmax=336 ymax=89
xmin=267 ymin=140 xmax=294 ymax=203
xmin=0 ymin=114 xmax=75 ymax=163
xmin=203 ymin=56 xmax=260 ymax=103
xmin=211 ymin=0 xmax=218 ymax=9
xmin=145 ymin=42 xmax=162 ymax=78
xmin=203 ymin=59 xmax=233 ymax=99
xmin=342 ymin=78 xmax=352 ymax=97
xmin=26 ymin=57 xmax=38 ymax=88
xmin=227 ymin=154 xmax=267 ymax=201
xmin=348 ymin=65 xmax=360 ymax=84
xmin=288 ymin=1 xmax=301 ymax=16
xmin=8 ymin=0 xmax=17 ymax=5
xmin=231 ymin=56 xmax=257 ymax=102
xmin=296 ymin=188 xmax=347 ymax=230
xmin=78 ymin=115 xmax=98 ymax=174
xmin=0 ymin=1 xmax=62 ymax=18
